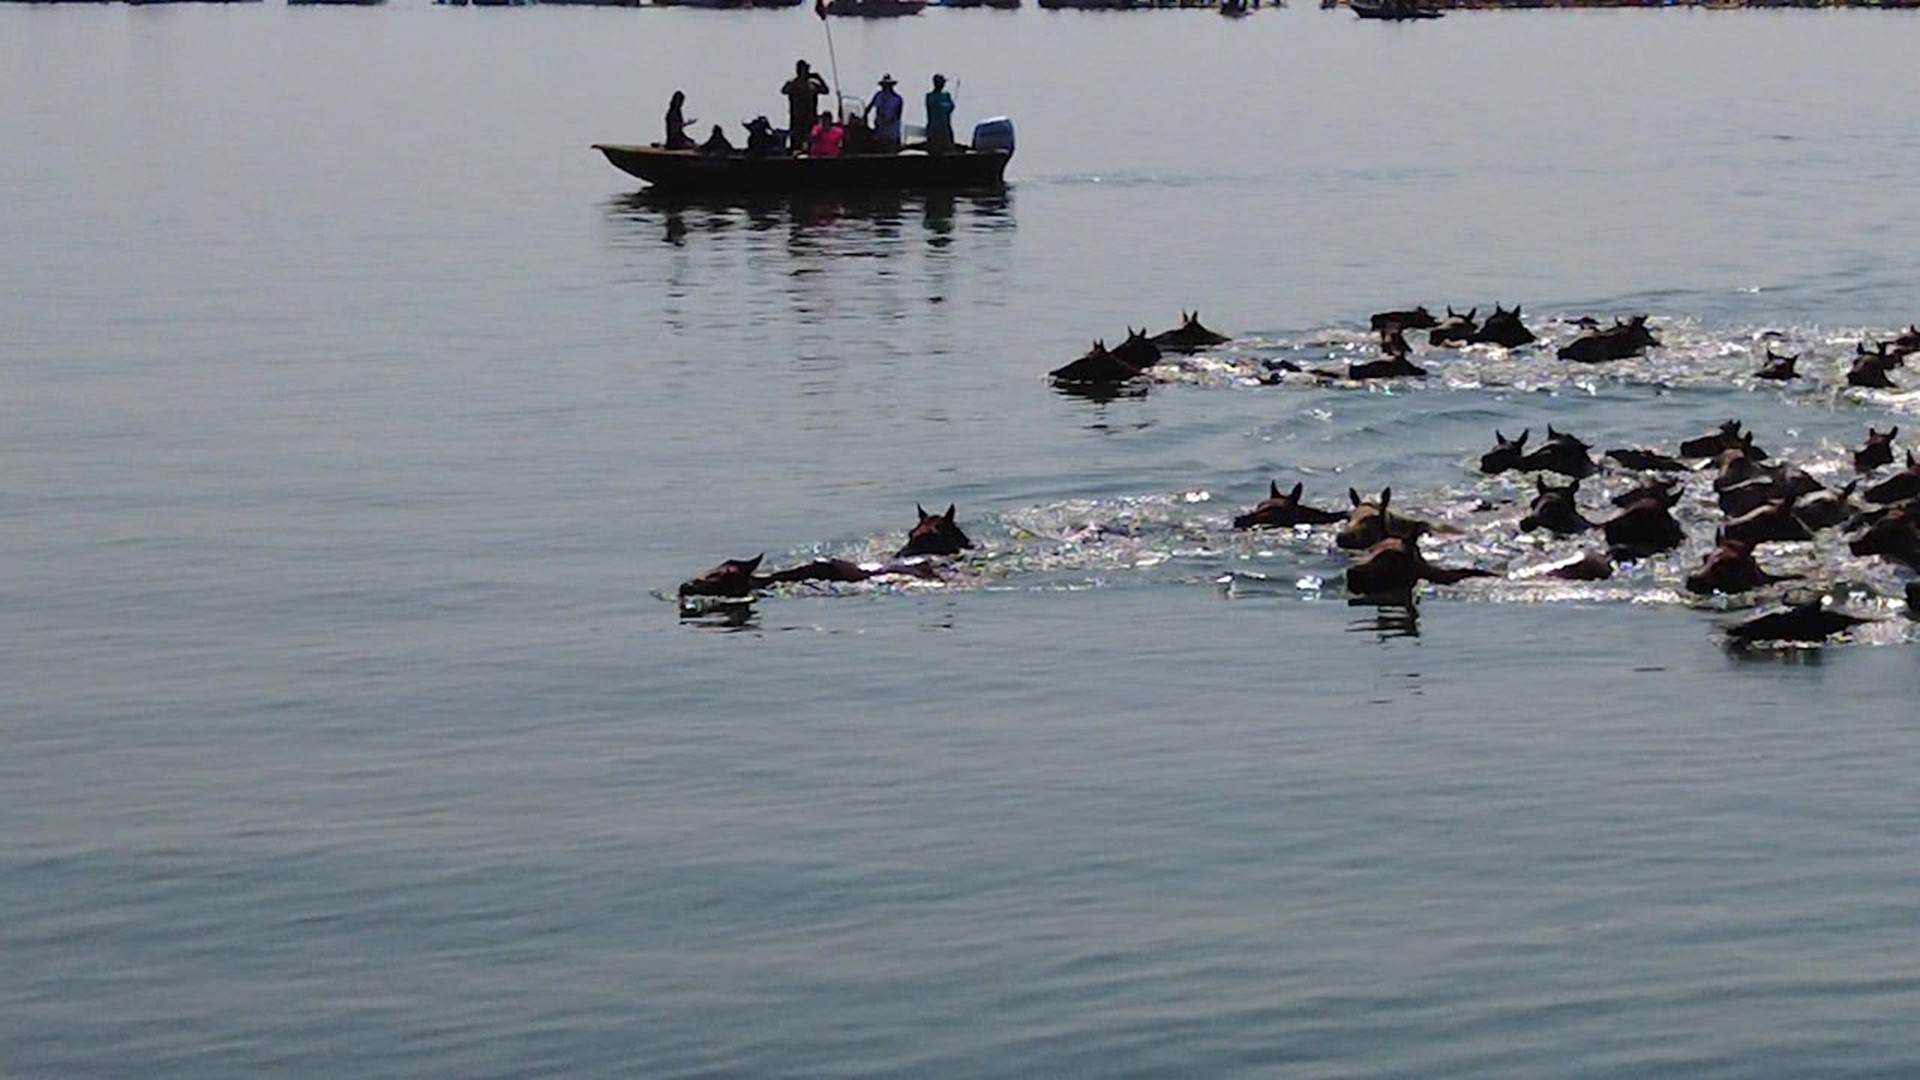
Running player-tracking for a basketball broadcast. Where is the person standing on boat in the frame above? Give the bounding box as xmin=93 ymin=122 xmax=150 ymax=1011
xmin=782 ymin=61 xmax=830 ymax=154
xmin=664 ymin=90 xmax=694 ymax=151
xmin=924 ymin=74 xmax=956 ymax=153
xmin=865 ymin=73 xmax=904 ymax=152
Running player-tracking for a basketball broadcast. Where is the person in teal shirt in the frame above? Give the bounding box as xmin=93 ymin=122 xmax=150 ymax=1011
xmin=924 ymin=74 xmax=955 ymax=153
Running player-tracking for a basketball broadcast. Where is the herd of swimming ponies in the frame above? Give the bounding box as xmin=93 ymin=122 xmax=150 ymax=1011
xmin=678 ymin=306 xmax=1920 ymax=646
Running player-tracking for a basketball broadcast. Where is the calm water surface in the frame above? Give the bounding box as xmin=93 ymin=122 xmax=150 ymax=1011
xmin=5 ymin=4 xmax=1920 ymax=1076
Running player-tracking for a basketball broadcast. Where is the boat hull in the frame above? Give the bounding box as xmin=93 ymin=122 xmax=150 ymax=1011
xmin=592 ymin=145 xmax=1012 ymax=195
xmin=1351 ymin=1 xmax=1444 ymax=16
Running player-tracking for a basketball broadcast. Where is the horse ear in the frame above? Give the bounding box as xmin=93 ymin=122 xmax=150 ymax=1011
xmin=1494 ymin=428 xmax=1506 ymax=445
xmin=1547 ymin=424 xmax=1559 ymax=439
xmin=1349 ymin=487 xmax=1362 ymax=507
xmin=943 ymin=504 xmax=956 ymax=522
xmin=1890 ymin=426 xmax=1899 ymax=438
xmin=1466 ymin=307 xmax=1477 ymax=321
xmin=917 ymin=503 xmax=930 ymax=520
xmin=746 ymin=554 xmax=764 ymax=572
xmin=1379 ymin=487 xmax=1392 ymax=511
xmin=1446 ymin=305 xmax=1458 ymax=318
xmin=1517 ymin=427 xmax=1529 ymax=446
xmin=1513 ymin=304 xmax=1522 ymax=317
xmin=1269 ymin=480 xmax=1282 ymax=499
xmin=1289 ymin=482 xmax=1303 ymax=501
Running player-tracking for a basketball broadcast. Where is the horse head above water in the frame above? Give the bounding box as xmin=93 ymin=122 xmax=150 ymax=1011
xmin=678 ymin=553 xmax=768 ymax=598
xmin=1470 ymin=303 xmax=1537 ymax=348
xmin=1685 ymin=537 xmax=1800 ymax=597
xmin=1370 ymin=305 xmax=1438 ymax=332
xmin=1427 ymin=306 xmax=1478 ymax=348
xmin=1336 ymin=487 xmax=1434 ymax=551
xmin=898 ymin=503 xmax=974 ymax=557
xmin=1110 ymin=327 xmax=1163 ymax=373
xmin=1233 ymin=481 xmax=1349 ymax=530
xmin=1856 ymin=426 xmax=1899 ymax=474
xmin=1479 ymin=428 xmax=1530 ymax=475
xmin=1556 ymin=314 xmax=1659 ymax=363
xmin=1150 ymin=310 xmax=1231 ymax=353
xmin=1049 ymin=339 xmax=1146 ymax=386
xmin=1756 ymin=348 xmax=1800 ymax=381
xmin=1519 ymin=476 xmax=1594 ymax=535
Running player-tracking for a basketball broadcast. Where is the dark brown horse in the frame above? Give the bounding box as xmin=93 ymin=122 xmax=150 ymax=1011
xmin=1470 ymin=303 xmax=1537 ymax=348
xmin=1370 ymin=305 xmax=1439 ymax=332
xmin=1605 ymin=447 xmax=1688 ymax=473
xmin=1556 ymin=315 xmax=1659 ymax=363
xmin=1149 ymin=310 xmax=1231 ymax=353
xmin=1863 ymin=452 xmax=1920 ymax=505
xmin=1848 ymin=504 xmax=1920 ymax=569
xmin=1427 ymin=306 xmax=1478 ymax=347
xmin=1479 ymin=428 xmax=1530 ymax=475
xmin=1233 ymin=481 xmax=1348 ymax=530
xmin=1519 ymin=477 xmax=1594 ymax=535
xmin=1855 ymin=426 xmax=1898 ymax=473
xmin=1344 ymin=535 xmax=1495 ymax=598
xmin=1720 ymin=497 xmax=1812 ymax=546
xmin=1610 ymin=476 xmax=1682 ymax=509
xmin=1755 ymin=348 xmax=1800 ymax=381
xmin=1685 ymin=537 xmax=1800 ymax=596
xmin=677 ymin=551 xmax=945 ymax=598
xmin=1724 ymin=599 xmax=1875 ymax=645
xmin=1680 ymin=420 xmax=1764 ymax=461
xmin=1049 ymin=340 xmax=1146 ymax=385
xmin=1847 ymin=341 xmax=1902 ymax=389
xmin=1603 ymin=494 xmax=1686 ymax=559
xmin=898 ymin=503 xmax=974 ymax=557
xmin=1110 ymin=328 xmax=1163 ymax=373
xmin=1517 ymin=425 xmax=1598 ymax=479
xmin=1335 ymin=487 xmax=1433 ymax=551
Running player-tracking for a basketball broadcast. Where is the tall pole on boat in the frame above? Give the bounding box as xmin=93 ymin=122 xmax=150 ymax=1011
xmin=814 ymin=0 xmax=845 ymax=121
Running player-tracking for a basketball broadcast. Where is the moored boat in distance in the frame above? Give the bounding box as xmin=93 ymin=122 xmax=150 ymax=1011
xmin=1351 ymin=0 xmax=1444 ymax=16
xmin=825 ymin=0 xmax=927 ymax=13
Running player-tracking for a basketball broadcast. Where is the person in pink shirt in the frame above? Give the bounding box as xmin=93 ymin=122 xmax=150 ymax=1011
xmin=807 ymin=111 xmax=845 ymax=157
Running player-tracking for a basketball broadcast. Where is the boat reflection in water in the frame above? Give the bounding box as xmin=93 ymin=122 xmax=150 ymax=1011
xmin=605 ymin=188 xmax=1014 ymax=248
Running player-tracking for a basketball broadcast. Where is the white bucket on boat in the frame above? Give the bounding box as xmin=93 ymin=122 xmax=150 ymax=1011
xmin=970 ymin=117 xmax=1015 ymax=154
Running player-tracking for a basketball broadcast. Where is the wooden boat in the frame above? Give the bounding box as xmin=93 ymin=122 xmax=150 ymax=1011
xmin=825 ymin=0 xmax=926 ymax=13
xmin=592 ymin=145 xmax=1012 ymax=195
xmin=1351 ymin=0 xmax=1444 ymax=16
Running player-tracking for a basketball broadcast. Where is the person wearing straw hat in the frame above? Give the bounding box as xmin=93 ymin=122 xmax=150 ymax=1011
xmin=865 ymin=74 xmax=904 ymax=153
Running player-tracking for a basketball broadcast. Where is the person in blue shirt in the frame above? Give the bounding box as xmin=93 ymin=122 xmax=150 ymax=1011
xmin=924 ymin=74 xmax=955 ymax=153
xmin=865 ymin=74 xmax=905 ymax=152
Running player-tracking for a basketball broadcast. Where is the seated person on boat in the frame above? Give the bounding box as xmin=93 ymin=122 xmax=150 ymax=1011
xmin=808 ymin=111 xmax=846 ymax=157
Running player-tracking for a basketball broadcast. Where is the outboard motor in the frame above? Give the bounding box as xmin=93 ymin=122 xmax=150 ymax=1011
xmin=970 ymin=117 xmax=1015 ymax=156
